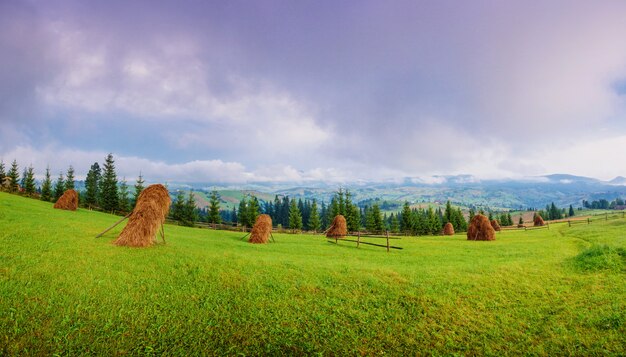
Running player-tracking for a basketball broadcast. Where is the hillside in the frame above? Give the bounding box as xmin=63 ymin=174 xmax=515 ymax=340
xmin=1 ymin=193 xmax=624 ymax=354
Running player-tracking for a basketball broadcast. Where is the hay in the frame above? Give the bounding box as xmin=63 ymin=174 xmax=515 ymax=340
xmin=115 ymin=184 xmax=171 ymax=247
xmin=443 ymin=222 xmax=455 ymax=235
xmin=467 ymin=214 xmax=496 ymax=241
xmin=490 ymin=219 xmax=501 ymax=231
xmin=249 ymin=214 xmax=272 ymax=244
xmin=326 ymin=215 xmax=347 ymax=238
xmin=53 ymin=189 xmax=79 ymax=211
xmin=534 ymin=214 xmax=545 ymax=227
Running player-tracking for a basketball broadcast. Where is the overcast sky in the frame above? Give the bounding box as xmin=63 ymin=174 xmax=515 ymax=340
xmin=1 ymin=0 xmax=626 ymax=183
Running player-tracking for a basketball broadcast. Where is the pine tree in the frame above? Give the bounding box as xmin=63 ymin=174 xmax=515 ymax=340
xmin=231 ymin=206 xmax=237 ymax=224
xmin=65 ymin=165 xmax=75 ymax=191
xmin=7 ymin=160 xmax=19 ymax=192
xmin=53 ymin=172 xmax=65 ymax=201
xmin=23 ymin=166 xmax=36 ymax=196
xmin=518 ymin=216 xmax=524 ymax=225
xmin=320 ymin=201 xmax=328 ymax=230
xmin=20 ymin=167 xmax=27 ymax=188
xmin=99 ymin=153 xmax=119 ymax=212
xmin=208 ymin=190 xmax=221 ymax=224
xmin=444 ymin=200 xmax=453 ymax=224
xmin=568 ymin=205 xmax=575 ymax=217
xmin=171 ymin=190 xmax=185 ymax=222
xmin=248 ymin=196 xmax=260 ymax=225
xmin=84 ymin=163 xmax=101 ymax=208
xmin=400 ymin=201 xmax=413 ymax=234
xmin=238 ymin=198 xmax=249 ymax=227
xmin=183 ymin=191 xmax=197 ymax=227
xmin=133 ymin=172 xmax=145 ymax=208
xmin=0 ymin=160 xmax=5 ymax=187
xmin=390 ymin=213 xmax=400 ymax=233
xmin=40 ymin=166 xmax=52 ymax=201
xmin=427 ymin=206 xmax=440 ymax=235
xmin=371 ymin=203 xmax=384 ymax=233
xmin=118 ymin=178 xmax=130 ymax=213
xmin=288 ymin=199 xmax=303 ymax=232
xmin=344 ymin=190 xmax=360 ymax=232
xmin=308 ymin=199 xmax=321 ymax=232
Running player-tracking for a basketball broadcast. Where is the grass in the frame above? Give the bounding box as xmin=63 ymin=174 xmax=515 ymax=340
xmin=1 ymin=192 xmax=625 ymax=355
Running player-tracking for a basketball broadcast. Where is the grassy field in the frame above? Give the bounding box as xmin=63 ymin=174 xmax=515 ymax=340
xmin=1 ymin=192 xmax=624 ymax=355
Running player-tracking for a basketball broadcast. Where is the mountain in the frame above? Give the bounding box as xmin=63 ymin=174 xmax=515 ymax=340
xmin=609 ymin=176 xmax=626 ymax=185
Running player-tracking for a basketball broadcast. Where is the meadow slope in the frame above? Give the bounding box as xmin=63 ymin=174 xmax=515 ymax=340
xmin=1 ymin=192 xmax=624 ymax=355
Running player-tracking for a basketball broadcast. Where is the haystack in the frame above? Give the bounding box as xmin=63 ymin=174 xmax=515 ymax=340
xmin=53 ymin=189 xmax=79 ymax=211
xmin=534 ymin=214 xmax=545 ymax=227
xmin=467 ymin=214 xmax=496 ymax=241
xmin=249 ymin=214 xmax=272 ymax=244
xmin=490 ymin=219 xmax=501 ymax=231
xmin=443 ymin=222 xmax=455 ymax=235
xmin=115 ymin=184 xmax=171 ymax=247
xmin=326 ymin=215 xmax=347 ymax=238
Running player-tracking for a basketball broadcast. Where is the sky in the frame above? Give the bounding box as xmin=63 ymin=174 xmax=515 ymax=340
xmin=1 ymin=0 xmax=626 ymax=184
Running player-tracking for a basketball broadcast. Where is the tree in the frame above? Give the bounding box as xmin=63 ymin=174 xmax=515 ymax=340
xmin=84 ymin=163 xmax=101 ymax=208
xmin=238 ymin=198 xmax=249 ymax=227
xmin=390 ymin=213 xmax=400 ymax=233
xmin=568 ymin=205 xmax=575 ymax=217
xmin=518 ymin=216 xmax=524 ymax=225
xmin=208 ymin=190 xmax=221 ymax=224
xmin=53 ymin=172 xmax=65 ymax=202
xmin=7 ymin=160 xmax=19 ymax=192
xmin=133 ymin=172 xmax=145 ymax=208
xmin=0 ymin=160 xmax=5 ymax=187
xmin=99 ymin=153 xmax=119 ymax=212
xmin=444 ymin=200 xmax=453 ymax=224
xmin=344 ymin=190 xmax=360 ymax=232
xmin=171 ymin=190 xmax=186 ymax=222
xmin=248 ymin=196 xmax=260 ymax=226
xmin=183 ymin=191 xmax=197 ymax=227
xmin=65 ymin=165 xmax=75 ymax=191
xmin=371 ymin=203 xmax=384 ymax=233
xmin=118 ymin=178 xmax=130 ymax=213
xmin=288 ymin=199 xmax=303 ymax=232
xmin=308 ymin=200 xmax=321 ymax=232
xmin=23 ymin=166 xmax=36 ymax=196
xmin=400 ymin=201 xmax=413 ymax=234
xmin=40 ymin=166 xmax=52 ymax=201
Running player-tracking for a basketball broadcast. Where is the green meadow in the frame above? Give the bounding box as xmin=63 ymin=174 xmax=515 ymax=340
xmin=1 ymin=192 xmax=624 ymax=355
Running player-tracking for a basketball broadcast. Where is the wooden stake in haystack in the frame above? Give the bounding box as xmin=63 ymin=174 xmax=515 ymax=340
xmin=443 ymin=222 xmax=455 ymax=235
xmin=533 ymin=214 xmax=545 ymax=227
xmin=53 ymin=189 xmax=79 ymax=211
xmin=490 ymin=219 xmax=501 ymax=232
xmin=467 ymin=214 xmax=496 ymax=241
xmin=326 ymin=215 xmax=347 ymax=238
xmin=249 ymin=214 xmax=273 ymax=244
xmin=114 ymin=184 xmax=171 ymax=247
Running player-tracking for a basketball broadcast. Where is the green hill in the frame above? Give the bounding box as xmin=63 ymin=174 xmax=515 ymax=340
xmin=1 ymin=192 xmax=624 ymax=354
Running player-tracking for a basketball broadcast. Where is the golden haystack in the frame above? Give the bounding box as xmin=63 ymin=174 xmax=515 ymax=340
xmin=467 ymin=214 xmax=496 ymax=241
xmin=326 ymin=215 xmax=347 ymax=238
xmin=53 ymin=189 xmax=79 ymax=211
xmin=443 ymin=222 xmax=455 ymax=235
xmin=490 ymin=219 xmax=501 ymax=231
xmin=115 ymin=184 xmax=171 ymax=247
xmin=249 ymin=214 xmax=272 ymax=244
xmin=534 ymin=214 xmax=545 ymax=227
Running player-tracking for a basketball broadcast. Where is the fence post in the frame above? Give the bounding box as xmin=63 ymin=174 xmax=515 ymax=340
xmin=386 ymin=230 xmax=390 ymax=253
xmin=568 ymin=220 xmax=571 ymax=227
xmin=587 ymin=218 xmax=590 ymax=224
xmin=357 ymin=232 xmax=360 ymax=248
xmin=606 ymin=213 xmax=608 ymax=221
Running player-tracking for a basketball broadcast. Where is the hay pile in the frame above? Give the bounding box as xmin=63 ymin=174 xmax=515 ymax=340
xmin=534 ymin=214 xmax=545 ymax=227
xmin=115 ymin=184 xmax=171 ymax=247
xmin=53 ymin=189 xmax=78 ymax=211
xmin=467 ymin=214 xmax=496 ymax=241
xmin=249 ymin=214 xmax=272 ymax=244
xmin=490 ymin=219 xmax=501 ymax=231
xmin=443 ymin=222 xmax=455 ymax=235
xmin=326 ymin=215 xmax=347 ymax=238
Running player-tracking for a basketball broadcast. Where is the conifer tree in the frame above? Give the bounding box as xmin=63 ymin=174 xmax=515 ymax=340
xmin=20 ymin=167 xmax=27 ymax=188
xmin=320 ymin=201 xmax=328 ymax=230
xmin=427 ymin=206 xmax=440 ymax=235
xmin=23 ymin=166 xmax=36 ymax=196
xmin=231 ymin=206 xmax=237 ymax=224
xmin=288 ymin=199 xmax=303 ymax=232
xmin=0 ymin=160 xmax=5 ymax=186
xmin=133 ymin=172 xmax=145 ymax=208
xmin=444 ymin=200 xmax=453 ymax=224
xmin=400 ymin=201 xmax=413 ymax=234
xmin=208 ymin=190 xmax=221 ymax=224
xmin=390 ymin=213 xmax=400 ymax=233
xmin=308 ymin=199 xmax=321 ymax=232
xmin=568 ymin=205 xmax=575 ymax=217
xmin=518 ymin=216 xmax=524 ymax=225
xmin=7 ymin=160 xmax=19 ymax=192
xmin=248 ymin=196 xmax=260 ymax=225
xmin=53 ymin=172 xmax=65 ymax=201
xmin=344 ymin=191 xmax=360 ymax=232
xmin=183 ymin=191 xmax=197 ymax=226
xmin=40 ymin=166 xmax=52 ymax=201
xmin=84 ymin=163 xmax=101 ymax=208
xmin=99 ymin=154 xmax=119 ymax=212
xmin=238 ymin=198 xmax=249 ymax=227
xmin=118 ymin=178 xmax=130 ymax=213
xmin=65 ymin=165 xmax=75 ymax=191
xmin=371 ymin=203 xmax=384 ymax=233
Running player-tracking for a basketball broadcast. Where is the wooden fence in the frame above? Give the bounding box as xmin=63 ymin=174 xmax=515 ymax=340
xmin=327 ymin=231 xmax=402 ymax=252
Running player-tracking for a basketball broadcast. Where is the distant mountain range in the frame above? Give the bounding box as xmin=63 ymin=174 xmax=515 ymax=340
xmin=167 ymin=174 xmax=626 ymax=211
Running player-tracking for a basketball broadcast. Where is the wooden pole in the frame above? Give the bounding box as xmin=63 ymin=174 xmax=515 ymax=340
xmin=386 ymin=230 xmax=390 ymax=253
xmin=588 ymin=218 xmax=590 ymax=224
xmin=357 ymin=232 xmax=360 ymax=248
xmin=160 ymin=223 xmax=166 ymax=244
xmin=95 ymin=213 xmax=131 ymax=238
xmin=270 ymin=232 xmax=276 ymax=243
xmin=568 ymin=220 xmax=571 ymax=227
